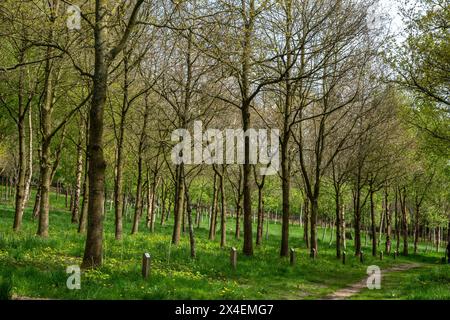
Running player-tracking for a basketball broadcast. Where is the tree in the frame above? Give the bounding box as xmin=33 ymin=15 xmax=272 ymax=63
xmin=392 ymin=0 xmax=450 ymax=144
xmin=82 ymin=0 xmax=146 ymax=269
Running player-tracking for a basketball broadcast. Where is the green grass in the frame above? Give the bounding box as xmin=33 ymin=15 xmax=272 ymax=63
xmin=0 ymin=190 xmax=448 ymax=300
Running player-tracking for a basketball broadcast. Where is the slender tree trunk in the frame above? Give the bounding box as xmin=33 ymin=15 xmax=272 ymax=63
xmin=256 ymin=185 xmax=264 ymax=246
xmin=182 ymin=197 xmax=186 ymax=234
xmin=414 ymin=199 xmax=420 ymax=254
xmin=395 ymin=189 xmax=400 ymax=252
xmin=36 ymin=0 xmax=60 ymax=238
xmin=209 ymin=173 xmax=218 ymax=240
xmin=370 ymin=187 xmax=376 ymax=256
xmin=172 ymin=164 xmax=184 ymax=245
xmin=148 ymin=175 xmax=158 ymax=232
xmin=219 ymin=169 xmax=226 ymax=248
xmin=378 ymin=199 xmax=385 ymax=247
xmin=184 ymin=182 xmax=196 ymax=258
xmin=81 ymin=0 xmax=109 ymax=268
xmin=446 ymin=221 xmax=450 ymax=261
xmin=436 ymin=227 xmax=440 ymax=252
xmin=131 ymin=155 xmax=143 ymax=234
xmin=196 ymin=203 xmax=202 ymax=229
xmin=335 ymin=188 xmax=341 ymax=258
xmin=36 ymin=111 xmax=53 ymax=237
xmin=72 ymin=115 xmax=84 ymax=224
xmin=13 ymin=47 xmax=27 ymax=231
xmin=341 ymin=203 xmax=346 ymax=250
xmin=241 ymin=1 xmax=254 ymax=256
xmin=354 ymin=186 xmax=362 ymax=256
xmin=385 ymin=188 xmax=392 ymax=254
xmin=160 ymin=181 xmax=167 ymax=226
xmin=303 ymin=197 xmax=309 ymax=248
xmin=78 ymin=139 xmax=89 ymax=234
xmin=113 ymin=59 xmax=129 ymax=240
xmin=32 ymin=185 xmax=41 ymax=219
xmin=310 ymin=198 xmax=319 ymax=257
xmin=235 ymin=202 xmax=241 ymax=239
xmin=22 ymin=104 xmax=33 ymax=210
xmin=280 ymin=140 xmax=290 ymax=257
xmin=399 ymin=187 xmax=408 ymax=256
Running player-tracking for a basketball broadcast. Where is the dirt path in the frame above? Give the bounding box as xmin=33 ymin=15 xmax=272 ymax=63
xmin=323 ymin=263 xmax=423 ymax=300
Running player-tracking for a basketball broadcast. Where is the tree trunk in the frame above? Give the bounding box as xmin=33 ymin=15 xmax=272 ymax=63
xmin=303 ymin=197 xmax=309 ymax=248
xmin=414 ymin=200 xmax=420 ymax=254
xmin=354 ymin=187 xmax=362 ymax=256
xmin=71 ymin=115 xmax=84 ymax=224
xmin=160 ymin=180 xmax=167 ymax=226
xmin=399 ymin=187 xmax=408 ymax=256
xmin=335 ymin=189 xmax=341 ymax=258
xmin=280 ymin=139 xmax=290 ymax=257
xmin=436 ymin=227 xmax=440 ymax=253
xmin=235 ymin=202 xmax=241 ymax=239
xmin=13 ymin=47 xmax=27 ymax=231
xmin=36 ymin=0 xmax=60 ymax=238
xmin=219 ymin=170 xmax=227 ymax=248
xmin=370 ymin=187 xmax=377 ymax=256
xmin=113 ymin=63 xmax=129 ymax=240
xmin=172 ymin=164 xmax=184 ymax=245
xmin=32 ymin=185 xmax=41 ymax=219
xmin=378 ymin=198 xmax=385 ymax=248
xmin=22 ymin=104 xmax=33 ymax=211
xmin=395 ymin=188 xmax=400 ymax=252
xmin=256 ymin=186 xmax=264 ymax=246
xmin=78 ymin=117 xmax=89 ymax=233
xmin=36 ymin=125 xmax=52 ymax=237
xmin=147 ymin=174 xmax=158 ymax=232
xmin=341 ymin=203 xmax=346 ymax=250
xmin=131 ymin=155 xmax=143 ymax=234
xmin=384 ymin=188 xmax=391 ymax=254
xmin=310 ymin=198 xmax=319 ymax=257
xmin=184 ymin=182 xmax=196 ymax=258
xmin=209 ymin=173 xmax=218 ymax=240
xmin=81 ymin=0 xmax=109 ymax=268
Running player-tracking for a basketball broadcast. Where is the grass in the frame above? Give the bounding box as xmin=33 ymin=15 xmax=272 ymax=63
xmin=0 ymin=190 xmax=448 ymax=300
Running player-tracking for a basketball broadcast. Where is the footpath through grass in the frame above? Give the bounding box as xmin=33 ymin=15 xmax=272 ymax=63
xmin=0 ymin=193 xmax=447 ymax=300
xmin=351 ymin=264 xmax=450 ymax=300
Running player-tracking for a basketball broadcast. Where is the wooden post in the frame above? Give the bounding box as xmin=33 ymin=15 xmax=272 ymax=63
xmin=290 ymin=248 xmax=296 ymax=266
xmin=380 ymin=251 xmax=384 ymax=261
xmin=342 ymin=251 xmax=346 ymax=265
xmin=142 ymin=253 xmax=151 ymax=279
xmin=230 ymin=247 xmax=237 ymax=270
xmin=312 ymin=248 xmax=317 ymax=260
xmin=360 ymin=251 xmax=364 ymax=263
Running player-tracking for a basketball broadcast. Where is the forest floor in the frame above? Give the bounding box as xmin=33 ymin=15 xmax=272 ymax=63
xmin=0 ymin=192 xmax=449 ymax=300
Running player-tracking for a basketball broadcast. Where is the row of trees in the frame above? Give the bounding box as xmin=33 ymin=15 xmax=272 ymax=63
xmin=0 ymin=0 xmax=448 ymax=269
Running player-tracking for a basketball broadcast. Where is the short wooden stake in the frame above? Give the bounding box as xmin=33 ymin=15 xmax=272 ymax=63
xmin=290 ymin=248 xmax=296 ymax=266
xmin=380 ymin=251 xmax=384 ymax=261
xmin=142 ymin=253 xmax=151 ymax=279
xmin=360 ymin=251 xmax=364 ymax=263
xmin=342 ymin=252 xmax=346 ymax=265
xmin=311 ymin=248 xmax=317 ymax=260
xmin=230 ymin=247 xmax=237 ymax=270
